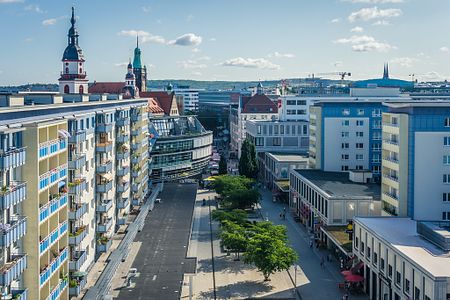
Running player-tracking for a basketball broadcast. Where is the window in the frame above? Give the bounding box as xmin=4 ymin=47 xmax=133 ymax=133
xmin=356 ymin=165 xmax=364 ymax=170
xmin=443 ymin=212 xmax=450 ymax=220
xmin=356 ymin=143 xmax=364 ymax=149
xmin=405 ymin=278 xmax=410 ymax=294
xmin=388 ymin=265 xmax=393 ymax=278
xmin=443 ymin=193 xmax=450 ymax=202
xmin=342 ymin=120 xmax=350 ymax=126
xmin=372 ymin=109 xmax=381 ymax=117
xmin=280 ymin=125 xmax=284 ymax=134
xmin=342 ymin=143 xmax=349 ymax=149
xmin=443 ymin=174 xmax=450 ymax=183
xmin=64 ymin=85 xmax=69 ymax=94
xmin=65 ymin=67 xmax=69 ymax=74
xmin=356 ymin=131 xmax=364 ymax=137
xmin=445 ymin=137 xmax=450 ymax=146
xmin=287 ymin=109 xmax=296 ymax=115
xmin=297 ymin=109 xmax=306 ymax=115
xmin=274 ymin=126 xmax=279 ymax=135
xmin=361 ymin=241 xmax=365 ymax=254
xmin=373 ymin=132 xmax=381 ymax=140
xmin=445 ymin=117 xmax=450 ymax=127
xmin=341 ymin=165 xmax=349 ymax=171
xmin=356 ymin=154 xmax=364 ymax=160
xmin=303 ymin=125 xmax=308 ymax=135
xmin=257 ymin=125 xmax=261 ymax=134
xmin=355 ymin=236 xmax=359 ymax=249
xmin=444 ymin=156 xmax=450 ymax=165
xmin=342 ymin=154 xmax=349 ymax=160
xmin=342 ymin=109 xmax=350 ymax=116
xmin=372 ymin=165 xmax=381 ymax=174
xmin=356 ymin=120 xmax=364 ymax=126
xmin=287 ymin=100 xmax=296 ymax=105
xmin=297 ymin=100 xmax=306 ymax=105
xmin=273 ymin=137 xmax=281 ymax=146
xmin=373 ymin=252 xmax=378 ymax=265
xmin=79 ymin=85 xmax=84 ymax=94
xmin=342 ymin=131 xmax=349 ymax=137
xmin=396 ymin=271 xmax=401 ymax=285
xmin=367 ymin=246 xmax=371 ymax=259
xmin=380 ymin=258 xmax=385 ymax=271
xmin=357 ymin=109 xmax=365 ymax=116
xmin=255 ymin=137 xmax=264 ymax=146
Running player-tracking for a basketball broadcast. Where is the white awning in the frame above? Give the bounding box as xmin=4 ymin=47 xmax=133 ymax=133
xmin=58 ymin=129 xmax=71 ymax=138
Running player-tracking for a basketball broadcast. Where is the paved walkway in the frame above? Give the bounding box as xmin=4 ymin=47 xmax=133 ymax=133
xmin=181 ymin=189 xmax=299 ymax=300
xmin=258 ymin=187 xmax=368 ymax=300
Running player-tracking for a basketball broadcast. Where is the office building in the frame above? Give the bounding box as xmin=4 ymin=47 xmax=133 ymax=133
xmin=172 ymin=86 xmax=201 ymax=113
xmin=277 ymin=95 xmax=313 ymax=122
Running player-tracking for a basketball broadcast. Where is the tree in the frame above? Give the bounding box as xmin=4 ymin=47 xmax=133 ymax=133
xmin=224 ymin=188 xmax=260 ymax=209
xmin=220 ymin=220 xmax=247 ymax=260
xmin=212 ymin=209 xmax=248 ymax=225
xmin=239 ymin=138 xmax=258 ymax=179
xmin=243 ymin=233 xmax=298 ymax=281
xmin=213 ymin=175 xmax=253 ymax=196
xmin=219 ymin=155 xmax=227 ymax=175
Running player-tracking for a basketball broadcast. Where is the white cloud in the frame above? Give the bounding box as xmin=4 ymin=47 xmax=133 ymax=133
xmin=333 ymin=61 xmax=343 ymax=67
xmin=118 ymin=30 xmax=166 ymax=44
xmin=114 ymin=62 xmax=128 ymax=68
xmin=23 ymin=37 xmax=33 ymax=42
xmin=351 ymin=26 xmax=364 ymax=32
xmin=220 ymin=57 xmax=280 ymax=70
xmin=348 ymin=7 xmax=402 ymax=22
xmin=168 ymin=33 xmax=202 ymax=46
xmin=331 ymin=18 xmax=341 ymax=23
xmin=440 ymin=46 xmax=450 ymax=53
xmin=372 ymin=20 xmax=391 ymax=26
xmin=142 ymin=6 xmax=151 ymax=13
xmin=209 ymin=38 xmax=217 ymax=42
xmin=334 ymin=35 xmax=396 ymax=52
xmin=178 ymin=60 xmax=207 ymax=69
xmin=418 ymin=71 xmax=447 ymax=82
xmin=198 ymin=56 xmax=211 ymax=61
xmin=191 ymin=71 xmax=202 ymax=76
xmin=344 ymin=0 xmax=404 ymax=3
xmin=268 ymin=51 xmax=295 ymax=58
xmin=191 ymin=48 xmax=200 ymax=53
xmin=390 ymin=57 xmax=417 ymax=67
xmin=0 ymin=0 xmax=23 ymax=3
xmin=25 ymin=4 xmax=43 ymax=13
xmin=42 ymin=16 xmax=65 ymax=26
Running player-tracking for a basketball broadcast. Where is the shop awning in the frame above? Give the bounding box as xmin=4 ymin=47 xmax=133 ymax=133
xmin=204 ymin=176 xmax=217 ymax=181
xmin=100 ymin=173 xmax=113 ymax=181
xmin=321 ymin=226 xmax=353 ymax=257
xmin=274 ymin=180 xmax=290 ymax=193
xmin=345 ymin=274 xmax=364 ymax=282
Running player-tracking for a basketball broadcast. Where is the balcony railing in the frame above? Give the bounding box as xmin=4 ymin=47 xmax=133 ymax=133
xmin=39 ymin=164 xmax=68 ymax=191
xmin=131 ymin=129 xmax=140 ymax=136
xmin=69 ymin=250 xmax=87 ymax=271
xmin=131 ymin=156 xmax=139 ymax=164
xmin=118 ymin=218 xmax=126 ymax=225
xmin=39 ymin=193 xmax=68 ymax=224
xmin=117 ymin=181 xmax=129 ymax=193
xmin=97 ymin=218 xmax=113 ymax=233
xmin=69 ymin=203 xmax=88 ymax=220
xmin=97 ymin=180 xmax=113 ymax=193
xmin=68 ymin=154 xmax=86 ymax=170
xmin=0 ymin=181 xmax=26 ymax=209
xmin=383 ymin=156 xmax=399 ymax=164
xmin=0 ymin=147 xmax=26 ymax=170
xmin=48 ymin=277 xmax=69 ymax=300
xmin=0 ymin=216 xmax=27 ymax=248
xmin=131 ymin=114 xmax=143 ymax=122
xmin=383 ymin=174 xmax=399 ymax=183
xmin=96 ymin=160 xmax=113 ymax=173
xmin=383 ymin=139 xmax=399 ymax=146
xmin=117 ymin=166 xmax=130 ymax=176
xmin=39 ymin=248 xmax=68 ymax=286
xmin=96 ymin=142 xmax=113 ymax=153
xmin=116 ymin=134 xmax=129 ymax=143
xmin=68 ymin=130 xmax=86 ymax=144
xmin=382 ymin=122 xmax=399 ymax=128
xmin=96 ymin=123 xmax=113 ymax=133
xmin=96 ymin=200 xmax=113 ymax=213
xmin=10 ymin=289 xmax=28 ymax=300
xmin=69 ymin=276 xmax=86 ymax=296
xmin=131 ymin=141 xmax=141 ymax=151
xmin=69 ymin=226 xmax=87 ymax=246
xmin=116 ymin=118 xmax=130 ymax=127
xmin=0 ymin=254 xmax=27 ymax=286
xmin=117 ymin=151 xmax=130 ymax=160
xmin=97 ymin=238 xmax=112 ymax=253
xmin=39 ymin=138 xmax=67 ymax=159
xmin=39 ymin=221 xmax=68 ymax=255
xmin=117 ymin=198 xmax=129 ymax=209
xmin=68 ymin=179 xmax=86 ymax=195
xmin=383 ymin=191 xmax=399 ymax=201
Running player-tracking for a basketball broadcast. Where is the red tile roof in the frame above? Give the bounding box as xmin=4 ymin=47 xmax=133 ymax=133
xmin=147 ymin=98 xmax=165 ymax=115
xmin=141 ymin=91 xmax=175 ymax=115
xmin=88 ymin=82 xmax=125 ymax=94
xmin=241 ymin=94 xmax=278 ymax=114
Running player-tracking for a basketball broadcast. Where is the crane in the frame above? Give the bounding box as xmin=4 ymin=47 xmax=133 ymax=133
xmin=315 ymin=71 xmax=352 ymax=82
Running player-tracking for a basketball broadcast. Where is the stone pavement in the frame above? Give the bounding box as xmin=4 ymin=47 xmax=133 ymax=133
xmin=258 ymin=187 xmax=368 ymax=300
xmin=181 ymin=188 xmax=299 ymax=300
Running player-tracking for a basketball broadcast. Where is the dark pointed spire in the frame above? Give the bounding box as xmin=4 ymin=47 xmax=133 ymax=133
xmin=71 ymin=6 xmax=75 ymax=26
xmin=62 ymin=6 xmax=83 ymax=61
xmin=133 ymin=36 xmax=142 ymax=69
xmin=383 ymin=62 xmax=389 ymax=79
xmin=136 ymin=35 xmax=139 ymax=48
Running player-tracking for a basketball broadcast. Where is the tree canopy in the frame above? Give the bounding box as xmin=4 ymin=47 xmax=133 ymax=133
xmin=219 ymin=155 xmax=227 ymax=175
xmin=238 ymin=138 xmax=258 ymax=179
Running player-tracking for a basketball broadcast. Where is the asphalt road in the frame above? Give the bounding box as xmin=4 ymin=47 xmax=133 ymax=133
xmin=117 ymin=183 xmax=197 ymax=300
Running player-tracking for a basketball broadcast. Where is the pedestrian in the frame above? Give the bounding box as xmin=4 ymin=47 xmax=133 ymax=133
xmin=320 ymin=256 xmax=325 ymax=268
xmin=328 ymin=253 xmax=332 ymax=262
xmin=309 ymin=240 xmax=313 ymax=248
xmin=283 ymin=213 xmax=286 ymax=220
xmin=342 ymin=293 xmax=349 ymax=300
xmin=279 ymin=213 xmax=282 ymax=219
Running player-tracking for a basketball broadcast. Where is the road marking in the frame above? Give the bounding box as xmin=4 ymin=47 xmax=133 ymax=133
xmin=152 ymin=275 xmax=157 ymax=281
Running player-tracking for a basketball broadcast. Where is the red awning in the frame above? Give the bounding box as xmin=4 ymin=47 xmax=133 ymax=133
xmin=341 ymin=270 xmax=352 ymax=276
xmin=345 ymin=274 xmax=364 ymax=283
xmin=351 ymin=261 xmax=364 ymax=273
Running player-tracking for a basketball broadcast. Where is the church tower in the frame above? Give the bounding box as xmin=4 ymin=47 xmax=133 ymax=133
xmin=58 ymin=7 xmax=88 ymax=94
xmin=132 ymin=37 xmax=148 ymax=93
xmin=123 ymin=60 xmax=139 ymax=98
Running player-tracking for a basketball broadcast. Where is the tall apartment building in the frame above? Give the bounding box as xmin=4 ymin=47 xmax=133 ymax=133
xmin=172 ymin=86 xmax=201 ymax=113
xmin=277 ymin=95 xmax=313 ymax=122
xmin=381 ymin=102 xmax=450 ymax=220
xmin=309 ymin=100 xmax=386 ymax=178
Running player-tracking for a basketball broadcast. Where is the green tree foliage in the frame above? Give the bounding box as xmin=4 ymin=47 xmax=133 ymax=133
xmin=220 ymin=220 xmax=247 ymax=259
xmin=243 ymin=233 xmax=298 ymax=281
xmin=212 ymin=209 xmax=247 ymax=225
xmin=219 ymin=155 xmax=227 ymax=175
xmin=224 ymin=188 xmax=260 ymax=209
xmin=213 ymin=175 xmax=253 ymax=196
xmin=238 ymin=138 xmax=258 ymax=179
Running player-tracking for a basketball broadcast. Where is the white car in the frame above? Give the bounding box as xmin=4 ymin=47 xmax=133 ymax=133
xmin=155 ymin=198 xmax=161 ymax=203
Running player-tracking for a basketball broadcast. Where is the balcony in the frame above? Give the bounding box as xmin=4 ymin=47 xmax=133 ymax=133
xmin=117 ymin=198 xmax=129 ymax=209
xmin=117 ymin=166 xmax=130 ymax=176
xmin=96 ymin=142 xmax=113 ymax=153
xmin=131 ymin=168 xmax=140 ymax=178
xmin=97 ymin=180 xmax=113 ymax=193
xmin=0 ymin=147 xmax=26 ymax=169
xmin=69 ymin=226 xmax=87 ymax=246
xmin=39 ymin=139 xmax=66 ymax=159
xmin=69 ymin=203 xmax=88 ymax=220
xmin=69 ymin=276 xmax=86 ymax=296
xmin=96 ymin=200 xmax=113 ymax=213
xmin=116 ymin=151 xmax=130 ymax=160
xmin=68 ymin=154 xmax=86 ymax=170
xmin=131 ymin=156 xmax=139 ymax=164
xmin=49 ymin=277 xmax=69 ymax=300
xmin=68 ymin=130 xmax=86 ymax=144
xmin=96 ymin=160 xmax=113 ymax=173
xmin=10 ymin=289 xmax=28 ymax=300
xmin=116 ymin=134 xmax=129 ymax=143
xmin=131 ymin=141 xmax=141 ymax=151
xmin=383 ymin=191 xmax=399 ymax=202
xmin=39 ymin=248 xmax=68 ymax=286
xmin=97 ymin=238 xmax=112 ymax=253
xmin=96 ymin=123 xmax=113 ymax=133
xmin=97 ymin=218 xmax=113 ymax=233
xmin=131 ymin=113 xmax=143 ymax=122
xmin=0 ymin=181 xmax=26 ymax=209
xmin=117 ymin=181 xmax=129 ymax=193
xmin=0 ymin=254 xmax=27 ymax=286
xmin=40 ymin=221 xmax=68 ymax=255
xmin=68 ymin=179 xmax=86 ymax=196
xmin=116 ymin=118 xmax=130 ymax=127
xmin=131 ymin=129 xmax=140 ymax=136
xmin=0 ymin=216 xmax=27 ymax=248
xmin=118 ymin=218 xmax=126 ymax=225
xmin=132 ymin=182 xmax=141 ymax=193
xmin=132 ymin=198 xmax=140 ymax=206
xmin=69 ymin=250 xmax=87 ymax=271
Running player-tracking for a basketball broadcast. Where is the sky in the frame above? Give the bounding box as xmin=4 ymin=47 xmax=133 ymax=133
xmin=0 ymin=0 xmax=449 ymax=85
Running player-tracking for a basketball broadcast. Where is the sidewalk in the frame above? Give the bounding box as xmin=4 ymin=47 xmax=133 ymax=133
xmin=258 ymin=187 xmax=368 ymax=300
xmin=181 ymin=188 xmax=300 ymax=300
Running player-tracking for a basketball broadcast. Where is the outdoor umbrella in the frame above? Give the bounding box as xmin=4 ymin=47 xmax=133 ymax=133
xmin=345 ymin=274 xmax=364 ymax=282
xmin=341 ymin=270 xmax=352 ymax=276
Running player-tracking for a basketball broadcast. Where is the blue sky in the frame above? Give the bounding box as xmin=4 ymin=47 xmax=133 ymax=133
xmin=0 ymin=0 xmax=449 ymax=85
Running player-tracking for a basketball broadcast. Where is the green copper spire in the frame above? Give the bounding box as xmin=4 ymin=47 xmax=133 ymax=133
xmin=132 ymin=36 xmax=142 ymax=69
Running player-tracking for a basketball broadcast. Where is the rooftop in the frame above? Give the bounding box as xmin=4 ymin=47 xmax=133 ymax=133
xmin=293 ymin=169 xmax=380 ymax=199
xmin=383 ymin=100 xmax=450 ymax=108
xmin=355 ymin=217 xmax=450 ymax=278
xmin=268 ymin=152 xmax=309 ymax=163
